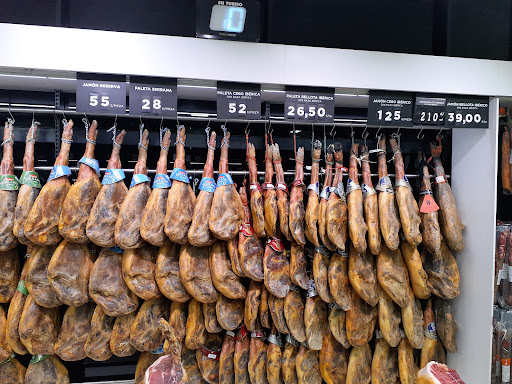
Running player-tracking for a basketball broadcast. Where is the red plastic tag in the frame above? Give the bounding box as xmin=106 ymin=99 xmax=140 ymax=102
xmin=200 ymin=347 xmax=220 ymax=361
xmin=267 ymin=237 xmax=284 ymax=252
xmin=276 ymin=182 xmax=289 ymax=194
xmin=261 ymin=182 xmax=275 ymax=190
xmin=240 ymin=222 xmax=255 ymax=237
xmin=420 ymin=194 xmax=440 ymax=213
xmin=249 ymin=183 xmax=263 ymax=193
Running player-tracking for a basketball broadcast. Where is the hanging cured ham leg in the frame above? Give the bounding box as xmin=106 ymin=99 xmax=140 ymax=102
xmin=209 ymin=129 xmax=244 ymax=240
xmin=188 ymin=129 xmax=217 ymax=246
xmin=418 ymin=152 xmax=442 ymax=258
xmin=25 ymin=119 xmax=73 ymax=246
xmin=326 ymin=143 xmax=348 ymax=251
xmin=290 ymin=146 xmax=306 ymax=245
xmin=0 ymin=120 xmax=18 ymax=251
xmin=347 ymin=142 xmax=368 ymax=253
xmin=87 ymin=129 xmax=127 ymax=247
xmin=263 ymin=143 xmax=278 ymax=237
xmin=273 ymin=143 xmax=291 ymax=240
xmin=59 ymin=119 xmax=102 ymax=243
xmin=431 ymin=141 xmax=465 ymax=253
xmin=248 ymin=142 xmax=266 ymax=238
xmin=376 ymin=135 xmax=400 ymax=250
xmin=238 ymin=185 xmax=264 ymax=281
xmin=319 ymin=145 xmax=336 ymax=251
xmin=115 ymin=127 xmax=151 ymax=249
xmin=180 ymin=243 xmax=219 ymax=303
xmin=14 ymin=122 xmax=41 ymax=245
xmin=305 ymin=140 xmax=322 ymax=246
xmin=389 ymin=136 xmax=422 ymax=245
xmin=141 ymin=129 xmax=172 ymax=247
xmin=210 ymin=241 xmax=246 ymax=299
xmin=361 ymin=145 xmax=382 ymax=255
xmin=165 ymin=125 xmax=196 ymax=244
xmin=263 ymin=235 xmax=291 ymax=298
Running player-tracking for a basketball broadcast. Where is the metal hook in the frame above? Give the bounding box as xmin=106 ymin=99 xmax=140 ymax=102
xmin=436 ymin=126 xmax=444 ymax=139
xmin=417 ymin=126 xmax=425 ymax=140
xmin=139 ymin=116 xmax=143 ymax=126
xmin=330 ymin=124 xmax=336 ymax=139
xmin=7 ymin=108 xmax=14 ymax=125
xmin=396 ymin=126 xmax=401 ymax=136
xmin=245 ymin=121 xmax=251 ymax=136
xmin=350 ymin=123 xmax=354 ymax=145
xmin=375 ymin=126 xmax=382 ymax=139
xmin=159 ymin=116 xmax=164 ymax=131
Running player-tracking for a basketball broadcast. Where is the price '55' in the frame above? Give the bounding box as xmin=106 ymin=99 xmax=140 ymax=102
xmin=89 ymin=94 xmax=110 ymax=107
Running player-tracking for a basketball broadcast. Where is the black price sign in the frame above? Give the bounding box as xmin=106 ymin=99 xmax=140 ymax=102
xmin=76 ymin=74 xmax=126 ymax=114
xmin=217 ymin=84 xmax=261 ymax=120
xmin=129 ymin=77 xmax=177 ymax=117
xmin=413 ymin=96 xmax=446 ymax=125
xmin=367 ymin=92 xmax=413 ymax=127
xmin=444 ymin=97 xmax=489 ymax=129
xmin=284 ymin=89 xmax=334 ymax=122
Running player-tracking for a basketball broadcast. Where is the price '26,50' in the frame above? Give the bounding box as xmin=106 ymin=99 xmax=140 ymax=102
xmin=287 ymin=105 xmax=326 ymax=119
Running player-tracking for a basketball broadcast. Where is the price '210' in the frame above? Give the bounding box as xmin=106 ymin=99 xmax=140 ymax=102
xmin=377 ymin=109 xmax=401 ymax=121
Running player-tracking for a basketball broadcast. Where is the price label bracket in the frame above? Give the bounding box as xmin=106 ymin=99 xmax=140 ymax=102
xmin=284 ymin=88 xmax=334 ymax=123
xmin=367 ymin=92 xmax=414 ymax=127
xmin=129 ymin=76 xmax=177 ymax=117
xmin=217 ymin=82 xmax=261 ymax=120
xmin=76 ymin=73 xmax=127 ymax=115
xmin=444 ymin=97 xmax=489 ymax=129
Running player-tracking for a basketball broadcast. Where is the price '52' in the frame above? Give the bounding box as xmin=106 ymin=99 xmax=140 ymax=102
xmin=377 ymin=109 xmax=401 ymax=121
xmin=229 ymin=102 xmax=246 ymax=114
xmin=89 ymin=94 xmax=109 ymax=107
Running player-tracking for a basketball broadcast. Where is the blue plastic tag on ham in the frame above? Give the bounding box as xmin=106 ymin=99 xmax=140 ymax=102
xmin=152 ymin=173 xmax=172 ymax=189
xmin=319 ymin=186 xmax=332 ymax=199
xmin=48 ymin=165 xmax=71 ymax=181
xmin=151 ymin=341 xmax=165 ymax=354
xmin=199 ymin=177 xmax=216 ymax=192
xmin=102 ymin=169 xmax=125 ymax=185
xmin=217 ymin=173 xmax=234 ymax=186
xmin=108 ymin=246 xmax=124 ymax=254
xmin=307 ymin=181 xmax=319 ymax=195
xmin=78 ymin=156 xmax=100 ymax=177
xmin=130 ymin=174 xmax=151 ymax=188
xmin=170 ymin=168 xmax=190 ymax=183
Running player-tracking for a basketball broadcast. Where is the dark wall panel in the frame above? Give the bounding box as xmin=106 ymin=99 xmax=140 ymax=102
xmin=268 ymin=0 xmax=435 ymax=54
xmin=0 ymin=0 xmax=56 ymax=26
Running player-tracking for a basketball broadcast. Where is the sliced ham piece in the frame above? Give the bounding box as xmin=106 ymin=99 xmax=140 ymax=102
xmin=209 ymin=130 xmax=244 ymax=241
xmin=87 ymin=129 xmax=127 ymax=247
xmin=165 ymin=126 xmax=196 ymax=244
xmin=188 ymin=130 xmax=217 ymax=247
xmin=13 ymin=122 xmax=41 ymax=245
xmin=248 ymin=142 xmax=266 ymax=238
xmin=25 ymin=119 xmax=73 ymax=246
xmin=141 ymin=129 xmax=172 ymax=247
xmin=417 ymin=361 xmax=465 ymax=384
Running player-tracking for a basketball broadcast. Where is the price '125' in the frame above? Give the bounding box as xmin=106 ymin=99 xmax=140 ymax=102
xmin=377 ymin=109 xmax=401 ymax=121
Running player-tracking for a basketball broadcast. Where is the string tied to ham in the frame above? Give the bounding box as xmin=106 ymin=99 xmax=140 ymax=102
xmin=388 ymin=131 xmax=402 ymax=163
xmin=221 ymin=123 xmax=229 ymax=148
xmin=205 ymin=124 xmax=216 ymax=151
xmin=174 ymin=124 xmax=185 ymax=146
xmin=27 ymin=120 xmax=40 ymax=143
xmin=82 ymin=116 xmax=96 ymax=145
xmin=61 ymin=118 xmax=73 ymax=144
xmin=107 ymin=117 xmax=121 ymax=149
xmin=159 ymin=120 xmax=170 ymax=151
xmin=1 ymin=117 xmax=14 ymax=146
xmin=245 ymin=121 xmax=252 ymax=161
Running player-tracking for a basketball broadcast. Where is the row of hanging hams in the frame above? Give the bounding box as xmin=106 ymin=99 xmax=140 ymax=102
xmin=0 ymin=118 xmax=463 ymax=383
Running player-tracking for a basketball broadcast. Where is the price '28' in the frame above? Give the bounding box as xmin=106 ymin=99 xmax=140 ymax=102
xmin=142 ymin=98 xmax=162 ymax=110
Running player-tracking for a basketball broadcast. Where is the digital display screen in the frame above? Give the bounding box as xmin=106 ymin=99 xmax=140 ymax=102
xmin=209 ymin=5 xmax=247 ymax=33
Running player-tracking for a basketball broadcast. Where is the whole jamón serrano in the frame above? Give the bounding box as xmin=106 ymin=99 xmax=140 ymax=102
xmin=290 ymin=243 xmax=309 ymax=290
xmin=249 ymin=329 xmax=269 ymax=384
xmin=263 ymin=144 xmax=278 ymax=237
xmin=13 ymin=122 xmax=40 ymax=245
xmin=227 ymin=237 xmax=245 ymax=277
xmin=0 ymin=306 xmax=12 ymax=360
xmin=248 ymin=142 xmax=266 ymax=238
xmin=401 ymin=242 xmax=430 ymax=299
xmin=0 ymin=120 xmax=18 ymax=251
xmin=289 ymin=146 xmax=306 ymax=245
xmin=377 ymin=245 xmax=413 ymax=308
xmin=209 ymin=131 xmax=244 ymax=240
xmin=389 ymin=137 xmax=422 ymax=245
xmin=313 ymin=247 xmax=333 ymax=303
xmin=140 ymin=130 xmax=172 ymax=247
xmin=266 ymin=325 xmax=283 ymax=383
xmin=418 ymin=152 xmax=442 ymax=258
xmin=328 ymin=251 xmax=353 ymax=311
xmin=347 ymin=142 xmax=368 ymax=252
xmin=25 ymin=246 xmax=61 ymax=308
xmin=24 ymin=355 xmax=69 ymax=384
xmin=268 ymin=293 xmax=289 ymax=334
xmin=284 ymin=286 xmax=307 ymax=343
xmin=281 ymin=337 xmax=298 ymax=384
xmin=305 ymin=140 xmax=322 ymax=246
xmin=54 ymin=302 xmax=94 ymax=361
xmin=165 ymin=126 xmax=196 ymax=244
xmin=196 ymin=332 xmax=222 ymax=384
xmin=346 ymin=344 xmax=372 ymax=384
xmin=431 ymin=141 xmax=465 ymax=253
xmin=155 ymin=242 xmax=192 ymax=302
xmin=204 ymin=302 xmax=223 ymax=334
xmin=185 ymin=299 xmax=206 ymax=349
xmin=296 ymin=344 xmax=322 ymax=384
xmin=234 ymin=328 xmax=251 ymax=384
xmin=115 ymin=128 xmax=151 ymax=249
xmin=59 ymin=120 xmax=101 ymax=243
xmin=378 ymin=287 xmax=402 ymax=348
xmin=238 ymin=185 xmax=264 ymax=282
xmin=130 ymin=297 xmax=168 ymax=352
xmin=376 ymin=135 xmax=400 ymax=250
xmin=169 ymin=301 xmax=188 ymax=341
xmin=305 ymin=278 xmax=327 ymax=350
xmin=110 ymin=312 xmax=137 ymax=357
xmin=346 ymin=290 xmax=377 ymax=347
xmin=398 ymin=337 xmax=418 ymax=384
xmin=181 ymin=348 xmax=203 ymax=383
xmin=371 ymin=335 xmax=400 ymax=384
xmin=0 ymin=356 xmax=25 ymax=383
xmin=273 ymin=143 xmax=291 ymax=240
xmin=260 ymin=286 xmax=271 ymax=329
xmin=245 ymin=281 xmax=262 ymax=332
xmin=86 ymin=130 xmax=127 ymax=247
xmin=6 ymin=259 xmax=30 ymax=354
xmin=188 ymin=130 xmax=217 ymax=246
xmin=433 ymin=297 xmax=458 ymax=354
xmin=216 ymin=294 xmax=244 ymax=331
xmin=423 ymin=242 xmax=460 ymax=300
xmin=361 ymin=145 xmax=382 ymax=255
xmin=209 ymin=241 xmax=246 ymax=300
xmin=179 ymin=243 xmax=219 ymax=304
xmin=348 ymin=244 xmax=378 ymax=307
xmin=319 ymin=331 xmax=349 ymax=384
xmin=319 ymin=145 xmax=336 ymax=251
xmin=219 ymin=334 xmax=236 ymax=384
xmin=328 ymin=305 xmax=350 ymax=349
xmin=0 ymin=248 xmax=19 ymax=304
xmin=122 ymin=243 xmax=161 ymax=301
xmin=25 ymin=120 xmax=73 ymax=246
xmin=401 ymin=290 xmax=425 ymax=349
xmin=326 ymin=143 xmax=348 ymax=250
xmin=263 ymin=236 xmax=291 ymax=298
